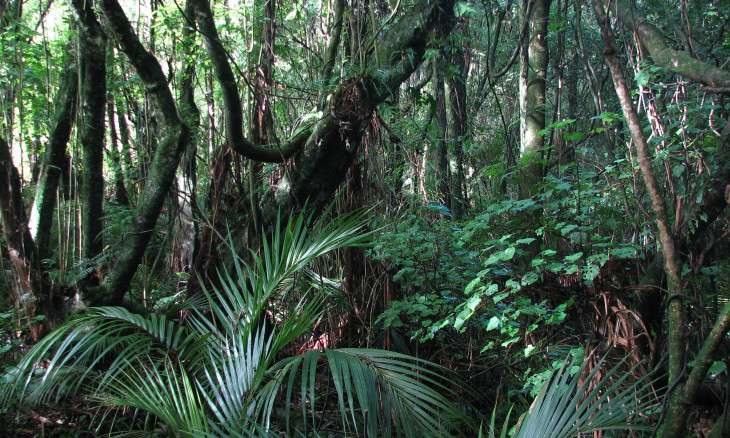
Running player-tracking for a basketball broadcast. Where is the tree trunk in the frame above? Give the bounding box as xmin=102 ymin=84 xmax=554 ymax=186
xmin=30 ymin=57 xmax=78 ymax=261
xmin=86 ymin=0 xmax=190 ymax=306
xmin=520 ymin=0 xmax=552 ymax=196
xmin=0 ymin=136 xmax=42 ymax=340
xmin=590 ymin=1 xmax=686 ymax=436
xmin=72 ymin=0 xmax=107 ymax=261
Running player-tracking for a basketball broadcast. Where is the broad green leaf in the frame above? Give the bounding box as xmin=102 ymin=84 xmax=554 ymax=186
xmin=486 ymin=316 xmax=500 ymax=331
xmin=565 ymin=252 xmax=583 ymax=263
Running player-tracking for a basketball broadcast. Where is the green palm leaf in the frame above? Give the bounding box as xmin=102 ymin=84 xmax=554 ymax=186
xmin=98 ymin=356 xmax=208 ymax=437
xmin=264 ymin=348 xmax=468 ymax=438
xmin=2 ymin=207 xmax=471 ymax=437
xmin=2 ymin=304 xmax=206 ymax=406
xmin=513 ymin=357 xmax=659 ymax=438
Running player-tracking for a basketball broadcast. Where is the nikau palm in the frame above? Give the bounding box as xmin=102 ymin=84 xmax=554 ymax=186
xmin=2 ymin=209 xmax=469 ymax=437
xmin=484 ymin=356 xmax=659 ymax=438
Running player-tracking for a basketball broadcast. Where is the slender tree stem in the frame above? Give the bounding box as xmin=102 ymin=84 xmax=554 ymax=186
xmin=590 ymin=0 xmax=686 ymax=434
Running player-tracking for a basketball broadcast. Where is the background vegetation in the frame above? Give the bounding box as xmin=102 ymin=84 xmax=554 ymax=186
xmin=1 ymin=0 xmax=729 ymax=436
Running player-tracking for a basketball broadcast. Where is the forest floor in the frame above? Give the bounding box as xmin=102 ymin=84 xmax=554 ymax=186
xmin=2 ymin=398 xmax=98 ymax=437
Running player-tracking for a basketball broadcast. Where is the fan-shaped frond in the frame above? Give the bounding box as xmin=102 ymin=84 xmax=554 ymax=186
xmin=266 ymin=348 xmax=469 ymax=438
xmin=2 ymin=306 xmax=207 ymax=406
xmin=2 ymin=207 xmax=471 ymax=437
xmin=513 ymin=357 xmax=659 ymax=437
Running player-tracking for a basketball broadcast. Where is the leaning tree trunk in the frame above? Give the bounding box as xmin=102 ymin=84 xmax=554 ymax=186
xmin=84 ymin=0 xmax=190 ymax=306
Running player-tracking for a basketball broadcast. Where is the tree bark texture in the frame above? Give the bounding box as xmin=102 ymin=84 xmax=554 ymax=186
xmin=0 ymin=136 xmax=42 ymax=340
xmin=71 ymin=0 xmax=107 ymax=261
xmin=520 ymin=0 xmax=552 ymax=195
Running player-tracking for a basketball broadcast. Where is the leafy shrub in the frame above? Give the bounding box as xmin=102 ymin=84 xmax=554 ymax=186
xmin=372 ymin=167 xmax=642 ymax=359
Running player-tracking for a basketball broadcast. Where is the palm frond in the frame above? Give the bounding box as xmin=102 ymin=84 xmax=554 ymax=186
xmin=268 ymin=348 xmax=470 ymax=438
xmin=2 ymin=306 xmax=205 ymax=406
xmin=2 ymin=207 xmax=473 ymax=437
xmin=98 ymin=356 xmax=208 ymax=437
xmin=513 ymin=356 xmax=659 ymax=437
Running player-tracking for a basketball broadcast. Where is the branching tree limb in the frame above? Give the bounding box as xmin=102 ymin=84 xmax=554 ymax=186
xmin=189 ymin=0 xmax=307 ymax=163
xmin=603 ymin=0 xmax=730 ymax=91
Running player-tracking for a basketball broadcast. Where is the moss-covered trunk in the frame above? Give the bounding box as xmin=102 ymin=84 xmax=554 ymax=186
xmin=30 ymin=57 xmax=78 ymax=261
xmin=73 ymin=0 xmax=107 ymax=261
xmin=520 ymin=0 xmax=552 ymax=195
xmin=85 ymin=0 xmax=190 ymax=306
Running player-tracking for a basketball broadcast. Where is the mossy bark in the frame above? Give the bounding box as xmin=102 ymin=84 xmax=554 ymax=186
xmin=86 ymin=0 xmax=190 ymax=306
xmin=71 ymin=0 xmax=107 ymax=261
xmin=520 ymin=0 xmax=552 ymax=196
xmin=30 ymin=57 xmax=78 ymax=261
